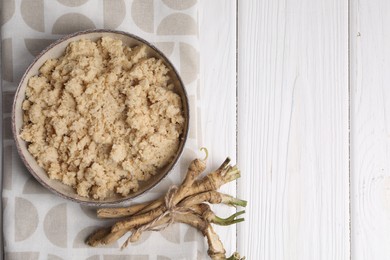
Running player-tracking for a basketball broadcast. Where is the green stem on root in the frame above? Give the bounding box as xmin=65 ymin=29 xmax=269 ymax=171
xmin=212 ymin=210 xmax=245 ymax=226
xmin=200 ymin=147 xmax=209 ymax=161
xmin=227 ymin=197 xmax=247 ymax=207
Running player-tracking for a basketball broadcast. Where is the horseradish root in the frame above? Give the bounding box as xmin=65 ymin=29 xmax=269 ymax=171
xmin=86 ymin=149 xmax=247 ymax=260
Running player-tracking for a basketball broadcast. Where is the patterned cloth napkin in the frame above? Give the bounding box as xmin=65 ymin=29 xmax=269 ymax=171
xmin=1 ymin=0 xmax=207 ymax=259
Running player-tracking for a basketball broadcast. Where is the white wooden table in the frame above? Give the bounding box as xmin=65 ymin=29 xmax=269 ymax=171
xmin=201 ymin=0 xmax=390 ymax=259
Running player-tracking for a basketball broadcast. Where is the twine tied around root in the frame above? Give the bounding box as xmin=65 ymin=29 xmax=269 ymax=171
xmin=121 ymin=185 xmax=192 ymax=249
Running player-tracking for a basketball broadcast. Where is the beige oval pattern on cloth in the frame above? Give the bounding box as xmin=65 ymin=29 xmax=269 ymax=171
xmin=184 ymin=223 xmax=206 ymax=244
xmin=25 ymin=39 xmax=57 ymax=57
xmin=44 ymin=203 xmax=67 ymax=247
xmin=131 ymin=0 xmax=154 ymax=33
xmin=153 ymin=42 xmax=175 ymax=57
xmin=5 ymin=252 xmax=39 ymax=260
xmin=180 ymin=43 xmax=199 ymax=84
xmin=103 ymin=0 xmax=126 ymax=29
xmin=159 ymin=223 xmax=180 ymax=243
xmin=47 ymin=254 xmax=64 ymax=260
xmin=1 ymin=0 xmax=15 ymax=25
xmin=2 ymin=38 xmax=13 ymax=82
xmin=162 ymin=0 xmax=197 ymax=10
xmin=57 ymin=0 xmax=89 ymax=7
xmin=86 ymin=256 xmax=100 ymax=260
xmin=21 ymin=0 xmax=44 ymax=32
xmin=52 ymin=13 xmax=96 ymax=34
xmin=15 ymin=197 xmax=39 ymax=241
xmin=156 ymin=256 xmax=171 ymax=260
xmin=157 ymin=13 xmax=197 ymax=35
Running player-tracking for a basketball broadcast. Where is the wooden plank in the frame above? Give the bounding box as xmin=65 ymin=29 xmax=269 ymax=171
xmin=199 ymin=0 xmax=237 ymax=256
xmin=350 ymin=0 xmax=390 ymax=259
xmin=237 ymin=1 xmax=350 ymax=259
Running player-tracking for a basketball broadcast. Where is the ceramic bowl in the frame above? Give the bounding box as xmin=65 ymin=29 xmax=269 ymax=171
xmin=12 ymin=29 xmax=189 ymax=206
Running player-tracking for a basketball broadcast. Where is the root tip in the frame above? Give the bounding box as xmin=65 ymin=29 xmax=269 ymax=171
xmin=200 ymin=147 xmax=209 ymax=161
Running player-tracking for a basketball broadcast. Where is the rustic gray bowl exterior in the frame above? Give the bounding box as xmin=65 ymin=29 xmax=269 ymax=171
xmin=12 ymin=29 xmax=189 ymax=206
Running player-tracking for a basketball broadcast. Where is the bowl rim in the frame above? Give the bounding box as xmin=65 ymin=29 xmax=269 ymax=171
xmin=11 ymin=29 xmax=190 ymax=206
